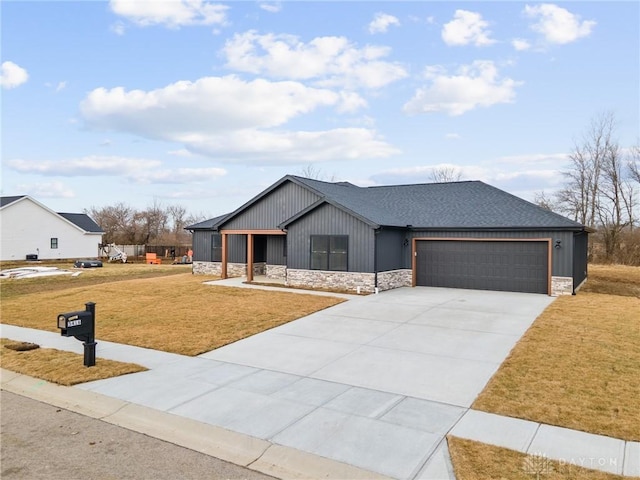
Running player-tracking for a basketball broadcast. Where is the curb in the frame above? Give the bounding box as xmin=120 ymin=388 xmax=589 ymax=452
xmin=1 ymin=368 xmax=392 ymax=480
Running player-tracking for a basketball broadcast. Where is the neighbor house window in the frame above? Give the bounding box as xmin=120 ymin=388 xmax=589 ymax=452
xmin=50 ymin=238 xmax=58 ymax=249
xmin=310 ymin=235 xmax=348 ymax=271
xmin=211 ymin=234 xmax=222 ymax=262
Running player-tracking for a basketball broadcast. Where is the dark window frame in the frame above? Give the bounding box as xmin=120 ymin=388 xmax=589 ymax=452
xmin=310 ymin=235 xmax=348 ymax=271
xmin=50 ymin=237 xmax=58 ymax=249
xmin=211 ymin=233 xmax=222 ymax=262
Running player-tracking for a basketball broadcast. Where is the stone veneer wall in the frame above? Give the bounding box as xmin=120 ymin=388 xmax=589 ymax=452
xmin=551 ymin=276 xmax=573 ymax=296
xmin=193 ymin=261 xmax=221 ymax=275
xmin=286 ymin=268 xmax=376 ymax=293
xmin=377 ymin=269 xmax=412 ymax=291
xmin=266 ymin=264 xmax=287 ymax=279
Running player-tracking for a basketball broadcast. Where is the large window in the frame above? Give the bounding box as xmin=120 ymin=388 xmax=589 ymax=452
xmin=310 ymin=235 xmax=348 ymax=271
xmin=211 ymin=234 xmax=222 ymax=262
xmin=50 ymin=238 xmax=58 ymax=249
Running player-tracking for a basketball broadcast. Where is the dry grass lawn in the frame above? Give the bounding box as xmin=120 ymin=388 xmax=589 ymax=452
xmin=1 ymin=273 xmax=344 ymax=356
xmin=581 ymin=264 xmax=640 ymax=297
xmin=448 ymin=436 xmax=626 ymax=480
xmin=0 ymin=338 xmax=146 ymax=386
xmin=473 ymin=266 xmax=640 ymax=441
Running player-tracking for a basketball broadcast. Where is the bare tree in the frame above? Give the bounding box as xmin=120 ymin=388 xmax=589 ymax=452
xmin=557 ymin=112 xmax=639 ymax=261
xmin=429 ymin=166 xmax=463 ymax=183
xmin=533 ymin=191 xmax=559 ymax=212
xmin=297 ymin=164 xmax=338 ymax=182
xmin=629 ymin=144 xmax=640 ymax=184
xmin=597 ymin=141 xmax=635 ymax=257
xmin=559 ymin=112 xmax=616 ymax=228
xmin=167 ymin=204 xmax=188 ymax=243
xmin=85 ymin=203 xmax=134 ymax=244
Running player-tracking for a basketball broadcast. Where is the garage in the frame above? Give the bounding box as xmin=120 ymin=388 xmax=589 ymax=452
xmin=414 ymin=239 xmax=550 ymax=294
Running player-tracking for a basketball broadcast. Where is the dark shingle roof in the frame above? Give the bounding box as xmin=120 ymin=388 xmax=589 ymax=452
xmin=0 ymin=196 xmax=26 ymax=208
xmin=185 ymin=213 xmax=229 ymax=231
xmin=289 ymin=176 xmax=584 ymax=230
xmin=58 ymin=213 xmax=104 ymax=233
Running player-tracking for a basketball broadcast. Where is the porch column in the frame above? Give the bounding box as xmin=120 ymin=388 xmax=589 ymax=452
xmin=221 ymin=232 xmax=228 ymax=279
xmin=247 ymin=233 xmax=254 ymax=282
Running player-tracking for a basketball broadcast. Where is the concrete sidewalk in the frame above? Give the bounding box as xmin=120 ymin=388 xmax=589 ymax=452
xmin=1 ymin=285 xmax=638 ymax=479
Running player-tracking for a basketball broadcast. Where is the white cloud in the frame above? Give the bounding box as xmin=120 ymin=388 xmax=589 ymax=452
xmin=109 ymin=0 xmax=228 ymax=29
xmin=7 ymin=156 xmax=161 ymax=177
xmin=221 ymin=31 xmax=408 ymax=89
xmin=6 ymin=156 xmax=227 ymax=185
xmin=167 ymin=148 xmax=193 ymax=157
xmin=110 ymin=21 xmax=126 ymax=35
xmin=56 ymin=81 xmax=67 ymax=92
xmin=441 ymin=10 xmax=496 ymax=47
xmin=368 ymin=12 xmax=400 ymax=34
xmin=132 ymin=167 xmax=226 ymax=184
xmin=445 ymin=133 xmax=461 ymax=140
xmin=524 ymin=4 xmax=596 ymax=45
xmin=80 ymin=76 xmax=398 ymax=164
xmin=403 ymin=61 xmax=523 ymax=116
xmin=495 ymin=152 xmax=569 ymax=165
xmin=81 ymin=76 xmax=343 ymax=135
xmin=259 ymin=2 xmax=282 ymax=13
xmin=512 ymin=38 xmax=531 ymax=51
xmin=14 ymin=181 xmax=75 ymax=198
xmin=184 ymin=128 xmax=400 ymax=163
xmin=1 ymin=61 xmax=29 ymax=89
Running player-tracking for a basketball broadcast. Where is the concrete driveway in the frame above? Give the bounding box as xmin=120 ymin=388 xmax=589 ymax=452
xmin=78 ymin=286 xmax=554 ymax=479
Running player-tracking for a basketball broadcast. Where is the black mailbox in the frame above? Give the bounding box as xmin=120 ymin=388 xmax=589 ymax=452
xmin=57 ymin=302 xmax=97 ymax=367
xmin=58 ymin=311 xmax=92 ymax=338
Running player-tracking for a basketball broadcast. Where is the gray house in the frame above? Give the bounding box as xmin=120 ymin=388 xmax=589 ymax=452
xmin=187 ymin=175 xmax=590 ymax=296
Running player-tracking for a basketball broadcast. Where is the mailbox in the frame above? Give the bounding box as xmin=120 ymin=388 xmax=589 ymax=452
xmin=58 ymin=311 xmax=92 ymax=338
xmin=57 ymin=302 xmax=97 ymax=367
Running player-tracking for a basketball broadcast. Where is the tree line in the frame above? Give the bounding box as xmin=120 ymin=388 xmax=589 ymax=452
xmin=85 ymin=200 xmax=207 ymax=246
xmin=535 ymin=112 xmax=640 ymax=265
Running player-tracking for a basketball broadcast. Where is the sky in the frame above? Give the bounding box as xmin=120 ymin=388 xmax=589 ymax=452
xmin=2 ymin=1 xmax=639 ymax=220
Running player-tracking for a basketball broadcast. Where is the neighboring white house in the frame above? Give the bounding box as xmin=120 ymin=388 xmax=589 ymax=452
xmin=0 ymin=196 xmax=103 ymax=261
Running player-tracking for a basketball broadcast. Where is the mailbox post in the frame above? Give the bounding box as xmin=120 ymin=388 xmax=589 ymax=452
xmin=57 ymin=302 xmax=97 ymax=367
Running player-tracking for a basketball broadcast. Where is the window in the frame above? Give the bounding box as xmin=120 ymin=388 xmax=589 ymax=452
xmin=211 ymin=234 xmax=222 ymax=262
xmin=50 ymin=238 xmax=58 ymax=249
xmin=310 ymin=235 xmax=348 ymax=271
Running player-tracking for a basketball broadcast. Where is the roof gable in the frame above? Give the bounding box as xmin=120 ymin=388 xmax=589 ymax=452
xmin=1 ymin=195 xmax=104 ymax=234
xmin=0 ymin=196 xmax=27 ymax=208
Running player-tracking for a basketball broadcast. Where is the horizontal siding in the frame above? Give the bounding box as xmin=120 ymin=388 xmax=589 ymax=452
xmin=409 ymin=230 xmax=574 ymax=277
xmin=224 ymin=181 xmax=320 ymax=230
xmin=287 ymin=203 xmax=375 ymax=272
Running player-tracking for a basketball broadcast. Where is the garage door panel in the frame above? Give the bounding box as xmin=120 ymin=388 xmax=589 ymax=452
xmin=416 ymin=240 xmax=548 ymax=294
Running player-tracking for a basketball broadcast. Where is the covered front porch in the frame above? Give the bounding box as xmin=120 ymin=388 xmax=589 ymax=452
xmin=220 ymin=229 xmax=286 ymax=283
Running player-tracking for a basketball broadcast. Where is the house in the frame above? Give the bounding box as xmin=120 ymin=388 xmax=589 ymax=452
xmin=186 ymin=175 xmax=590 ymax=296
xmin=0 ymin=196 xmax=103 ymax=261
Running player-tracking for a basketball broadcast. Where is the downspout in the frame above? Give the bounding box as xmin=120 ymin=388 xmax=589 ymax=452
xmin=374 ymin=227 xmax=380 ymax=294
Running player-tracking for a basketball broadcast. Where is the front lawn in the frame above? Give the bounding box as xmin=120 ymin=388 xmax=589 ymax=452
xmin=0 ymin=273 xmax=344 ymax=356
xmin=472 ymin=266 xmax=640 ymax=441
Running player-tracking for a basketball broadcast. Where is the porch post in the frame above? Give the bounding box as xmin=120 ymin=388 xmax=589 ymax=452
xmin=221 ymin=232 xmax=228 ymax=279
xmin=247 ymin=233 xmax=254 ymax=282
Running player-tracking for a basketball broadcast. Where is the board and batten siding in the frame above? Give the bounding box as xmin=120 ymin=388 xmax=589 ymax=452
xmin=408 ymin=230 xmax=574 ymax=277
xmin=266 ymin=235 xmax=286 ymax=265
xmin=286 ymin=203 xmax=375 ymax=272
xmin=223 ymin=181 xmax=321 ymax=230
xmin=376 ymin=228 xmax=407 ymax=272
xmin=191 ymin=231 xmax=246 ymax=262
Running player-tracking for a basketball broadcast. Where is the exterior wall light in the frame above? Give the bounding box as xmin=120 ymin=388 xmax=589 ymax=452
xmin=555 ymin=239 xmax=562 ymax=249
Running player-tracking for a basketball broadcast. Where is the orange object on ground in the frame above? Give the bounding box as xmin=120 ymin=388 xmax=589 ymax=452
xmin=146 ymin=253 xmax=162 ymax=264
